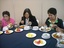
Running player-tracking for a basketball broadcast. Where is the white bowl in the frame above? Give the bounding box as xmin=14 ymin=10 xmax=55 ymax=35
xmin=41 ymin=33 xmax=50 ymax=39
xmin=24 ymin=26 xmax=30 ymax=30
xmin=32 ymin=26 xmax=39 ymax=30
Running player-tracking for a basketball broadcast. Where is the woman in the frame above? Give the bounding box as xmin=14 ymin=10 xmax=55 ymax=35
xmin=1 ymin=11 xmax=15 ymax=27
xmin=19 ymin=8 xmax=38 ymax=26
xmin=45 ymin=8 xmax=64 ymax=29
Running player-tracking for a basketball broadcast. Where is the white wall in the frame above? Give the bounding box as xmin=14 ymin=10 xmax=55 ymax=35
xmin=42 ymin=0 xmax=64 ymax=23
xmin=0 ymin=0 xmax=15 ymax=19
xmin=0 ymin=0 xmax=64 ymax=26
xmin=12 ymin=0 xmax=42 ymax=25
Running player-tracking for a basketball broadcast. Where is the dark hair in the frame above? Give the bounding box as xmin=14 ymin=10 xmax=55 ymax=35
xmin=2 ymin=11 xmax=10 ymax=17
xmin=47 ymin=8 xmax=57 ymax=15
xmin=23 ymin=8 xmax=33 ymax=17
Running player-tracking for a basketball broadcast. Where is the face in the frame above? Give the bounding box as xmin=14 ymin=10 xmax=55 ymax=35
xmin=48 ymin=13 xmax=56 ymax=20
xmin=25 ymin=12 xmax=29 ymax=18
xmin=3 ymin=14 xmax=10 ymax=21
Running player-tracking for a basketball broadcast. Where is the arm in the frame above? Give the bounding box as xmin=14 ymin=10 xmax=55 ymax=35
xmin=58 ymin=18 xmax=64 ymax=29
xmin=45 ymin=18 xmax=49 ymax=27
xmin=31 ymin=16 xmax=38 ymax=26
xmin=19 ymin=17 xmax=24 ymax=25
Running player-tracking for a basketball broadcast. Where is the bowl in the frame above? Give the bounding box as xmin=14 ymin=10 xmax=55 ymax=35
xmin=32 ymin=26 xmax=39 ymax=30
xmin=41 ymin=33 xmax=50 ymax=39
xmin=24 ymin=26 xmax=31 ymax=30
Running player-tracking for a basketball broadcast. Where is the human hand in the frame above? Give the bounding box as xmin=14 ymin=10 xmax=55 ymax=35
xmin=21 ymin=20 xmax=24 ymax=24
xmin=28 ymin=21 xmax=32 ymax=25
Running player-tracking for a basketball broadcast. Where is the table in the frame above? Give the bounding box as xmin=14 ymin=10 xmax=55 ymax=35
xmin=0 ymin=28 xmax=58 ymax=48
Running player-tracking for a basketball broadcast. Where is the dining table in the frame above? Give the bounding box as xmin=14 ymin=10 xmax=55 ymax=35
xmin=0 ymin=26 xmax=58 ymax=48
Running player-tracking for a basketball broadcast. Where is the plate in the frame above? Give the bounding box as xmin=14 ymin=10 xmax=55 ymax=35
xmin=33 ymin=39 xmax=46 ymax=46
xmin=4 ymin=30 xmax=13 ymax=34
xmin=26 ymin=33 xmax=36 ymax=38
xmin=39 ymin=27 xmax=51 ymax=32
xmin=0 ymin=31 xmax=3 ymax=34
xmin=52 ymin=32 xmax=61 ymax=39
xmin=15 ymin=28 xmax=23 ymax=32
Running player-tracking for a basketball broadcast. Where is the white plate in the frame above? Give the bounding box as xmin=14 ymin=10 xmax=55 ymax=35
xmin=4 ymin=30 xmax=13 ymax=34
xmin=52 ymin=32 xmax=61 ymax=39
xmin=0 ymin=31 xmax=3 ymax=34
xmin=26 ymin=33 xmax=36 ymax=38
xmin=39 ymin=27 xmax=51 ymax=32
xmin=33 ymin=39 xmax=46 ymax=46
xmin=15 ymin=28 xmax=23 ymax=32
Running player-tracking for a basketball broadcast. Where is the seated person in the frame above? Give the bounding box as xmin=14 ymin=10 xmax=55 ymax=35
xmin=0 ymin=20 xmax=3 ymax=31
xmin=45 ymin=8 xmax=63 ymax=29
xmin=1 ymin=11 xmax=15 ymax=27
xmin=19 ymin=8 xmax=38 ymax=26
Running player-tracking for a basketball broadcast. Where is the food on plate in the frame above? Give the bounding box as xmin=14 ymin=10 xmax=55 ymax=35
xmin=26 ymin=33 xmax=36 ymax=38
xmin=33 ymin=39 xmax=46 ymax=46
xmin=52 ymin=33 xmax=62 ymax=38
xmin=39 ymin=26 xmax=51 ymax=32
xmin=15 ymin=28 xmax=20 ymax=32
xmin=27 ymin=33 xmax=33 ymax=37
xmin=6 ymin=30 xmax=9 ymax=34
xmin=34 ymin=39 xmax=43 ymax=44
xmin=60 ymin=41 xmax=64 ymax=44
xmin=7 ymin=23 xmax=13 ymax=28
xmin=19 ymin=25 xmax=24 ymax=28
xmin=5 ymin=30 xmax=13 ymax=34
xmin=46 ymin=27 xmax=51 ymax=31
xmin=0 ymin=31 xmax=3 ymax=34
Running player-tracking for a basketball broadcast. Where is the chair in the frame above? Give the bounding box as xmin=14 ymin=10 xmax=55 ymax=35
xmin=37 ymin=19 xmax=39 ymax=24
xmin=63 ymin=22 xmax=64 ymax=27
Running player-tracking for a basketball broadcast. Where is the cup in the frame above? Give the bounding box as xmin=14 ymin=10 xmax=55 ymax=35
xmin=56 ymin=39 xmax=64 ymax=48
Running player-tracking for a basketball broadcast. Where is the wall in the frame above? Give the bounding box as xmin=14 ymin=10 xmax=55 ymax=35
xmin=42 ymin=0 xmax=64 ymax=24
xmin=0 ymin=0 xmax=64 ymax=26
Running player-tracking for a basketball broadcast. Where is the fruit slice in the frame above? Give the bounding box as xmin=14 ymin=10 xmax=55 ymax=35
xmin=16 ymin=28 xmax=20 ymax=32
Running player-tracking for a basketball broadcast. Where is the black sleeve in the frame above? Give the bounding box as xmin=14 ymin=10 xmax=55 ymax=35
xmin=58 ymin=18 xmax=64 ymax=29
xmin=45 ymin=18 xmax=49 ymax=27
xmin=31 ymin=16 xmax=38 ymax=26
xmin=19 ymin=17 xmax=24 ymax=25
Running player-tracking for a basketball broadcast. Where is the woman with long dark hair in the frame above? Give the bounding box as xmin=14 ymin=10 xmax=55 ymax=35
xmin=19 ymin=8 xmax=38 ymax=26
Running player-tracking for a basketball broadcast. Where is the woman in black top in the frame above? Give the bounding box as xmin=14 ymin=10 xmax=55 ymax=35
xmin=45 ymin=8 xmax=64 ymax=29
xmin=19 ymin=8 xmax=38 ymax=26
